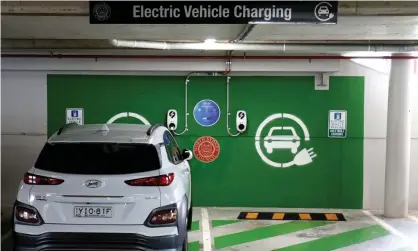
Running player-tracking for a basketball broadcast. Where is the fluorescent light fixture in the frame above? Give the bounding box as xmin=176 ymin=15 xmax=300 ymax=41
xmin=204 ymin=38 xmax=216 ymax=44
xmin=342 ymin=52 xmax=391 ymax=57
xmin=343 ymin=52 xmax=418 ymax=57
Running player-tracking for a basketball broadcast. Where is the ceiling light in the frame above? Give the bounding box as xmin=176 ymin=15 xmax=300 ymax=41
xmin=342 ymin=52 xmax=391 ymax=58
xmin=204 ymin=38 xmax=216 ymax=44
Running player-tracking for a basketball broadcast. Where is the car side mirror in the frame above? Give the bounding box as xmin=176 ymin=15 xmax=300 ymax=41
xmin=182 ymin=149 xmax=193 ymax=161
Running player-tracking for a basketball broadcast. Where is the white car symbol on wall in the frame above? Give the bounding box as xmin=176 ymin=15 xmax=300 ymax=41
xmin=318 ymin=6 xmax=330 ymax=16
xmin=264 ymin=126 xmax=300 ymax=154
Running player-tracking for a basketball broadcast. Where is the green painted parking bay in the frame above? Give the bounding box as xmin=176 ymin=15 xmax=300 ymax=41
xmin=214 ymin=221 xmax=332 ymax=249
xmin=186 ymin=208 xmax=417 ymax=251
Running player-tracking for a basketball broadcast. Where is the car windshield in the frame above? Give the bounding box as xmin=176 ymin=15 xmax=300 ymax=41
xmin=34 ymin=142 xmax=161 ymax=175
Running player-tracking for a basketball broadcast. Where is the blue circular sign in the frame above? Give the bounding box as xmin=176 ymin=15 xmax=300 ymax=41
xmin=193 ymin=99 xmax=221 ymax=127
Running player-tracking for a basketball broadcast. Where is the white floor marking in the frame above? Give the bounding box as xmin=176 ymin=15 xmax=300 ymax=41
xmin=222 ymin=220 xmax=373 ymax=251
xmin=333 ymin=235 xmax=409 ymax=251
xmin=408 ymin=215 xmax=418 ymax=223
xmin=201 ymin=208 xmax=212 ymax=251
xmin=188 ymin=230 xmax=203 ymax=243
xmin=363 ymin=210 xmax=418 ymax=251
xmin=188 ymin=219 xmax=287 ymax=244
xmin=1 ymin=230 xmax=12 ymax=243
xmin=211 ymin=220 xmax=287 ymax=238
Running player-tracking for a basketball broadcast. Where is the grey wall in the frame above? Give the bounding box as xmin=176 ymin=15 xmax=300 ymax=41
xmin=338 ymin=60 xmax=418 ymax=210
xmin=2 ymin=71 xmax=47 ymax=133
xmin=1 ymin=71 xmax=47 ymax=206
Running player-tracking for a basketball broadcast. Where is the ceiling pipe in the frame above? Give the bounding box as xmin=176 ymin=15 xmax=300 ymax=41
xmin=233 ymin=24 xmax=256 ymax=43
xmin=2 ymin=54 xmax=417 ymax=60
xmin=110 ymin=39 xmax=418 ymax=53
xmin=227 ymin=24 xmax=256 ymax=61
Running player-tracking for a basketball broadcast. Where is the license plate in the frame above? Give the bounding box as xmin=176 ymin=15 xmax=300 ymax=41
xmin=74 ymin=206 xmax=112 ymax=218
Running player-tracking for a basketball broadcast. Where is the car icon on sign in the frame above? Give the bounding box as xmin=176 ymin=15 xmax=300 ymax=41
xmin=264 ymin=126 xmax=300 ymax=154
xmin=318 ymin=6 xmax=330 ymax=16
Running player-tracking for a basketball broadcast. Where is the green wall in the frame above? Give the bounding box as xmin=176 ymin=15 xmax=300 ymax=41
xmin=47 ymin=74 xmax=364 ymax=209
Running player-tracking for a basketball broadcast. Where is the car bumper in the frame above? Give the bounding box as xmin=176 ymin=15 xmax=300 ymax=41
xmin=13 ymin=231 xmax=183 ymax=251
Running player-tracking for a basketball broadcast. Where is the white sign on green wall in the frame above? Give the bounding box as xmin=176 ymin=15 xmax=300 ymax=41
xmin=328 ymin=110 xmax=347 ymax=138
xmin=66 ymin=108 xmax=84 ymax=125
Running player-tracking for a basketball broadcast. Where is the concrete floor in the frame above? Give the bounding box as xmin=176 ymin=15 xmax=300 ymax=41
xmin=2 ymin=208 xmax=418 ymax=251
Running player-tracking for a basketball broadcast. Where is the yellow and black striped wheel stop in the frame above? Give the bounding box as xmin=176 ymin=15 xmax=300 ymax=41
xmin=237 ymin=212 xmax=346 ymax=221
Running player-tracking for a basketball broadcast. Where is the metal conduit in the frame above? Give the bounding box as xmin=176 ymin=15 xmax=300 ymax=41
xmin=172 ymin=72 xmax=193 ymax=136
xmin=172 ymin=71 xmax=228 ymax=136
xmin=2 ymin=54 xmax=418 ymax=60
xmin=110 ymin=39 xmax=418 ymax=53
xmin=1 ymin=132 xmax=47 ymax=136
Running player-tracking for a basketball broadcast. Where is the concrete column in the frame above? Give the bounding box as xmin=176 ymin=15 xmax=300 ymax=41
xmin=384 ymin=53 xmax=414 ymax=218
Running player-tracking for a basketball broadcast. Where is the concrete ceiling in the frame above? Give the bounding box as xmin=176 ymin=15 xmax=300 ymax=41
xmin=1 ymin=16 xmax=243 ymax=41
xmin=1 ymin=1 xmax=418 ymax=53
xmin=247 ymin=16 xmax=418 ymax=41
xmin=2 ymin=15 xmax=418 ymax=41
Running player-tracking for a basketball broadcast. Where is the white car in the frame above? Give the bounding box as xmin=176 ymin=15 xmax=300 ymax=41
xmin=264 ymin=126 xmax=300 ymax=154
xmin=13 ymin=123 xmax=193 ymax=251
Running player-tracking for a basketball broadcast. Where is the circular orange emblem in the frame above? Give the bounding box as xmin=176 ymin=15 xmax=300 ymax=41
xmin=193 ymin=136 xmax=220 ymax=163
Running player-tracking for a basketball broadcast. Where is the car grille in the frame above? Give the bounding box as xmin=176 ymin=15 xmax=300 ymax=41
xmin=14 ymin=232 xmax=179 ymax=250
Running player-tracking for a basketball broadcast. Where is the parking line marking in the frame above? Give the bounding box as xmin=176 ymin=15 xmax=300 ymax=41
xmin=215 ymin=221 xmax=331 ymax=249
xmin=273 ymin=225 xmax=389 ymax=251
xmin=201 ymin=208 xmax=212 ymax=251
xmin=363 ymin=210 xmax=417 ymax=250
xmin=212 ymin=220 xmax=241 ymax=228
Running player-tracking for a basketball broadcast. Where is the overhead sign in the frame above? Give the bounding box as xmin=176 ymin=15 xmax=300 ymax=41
xmin=328 ymin=110 xmax=347 ymax=138
xmin=89 ymin=1 xmax=338 ymax=24
xmin=66 ymin=108 xmax=84 ymax=125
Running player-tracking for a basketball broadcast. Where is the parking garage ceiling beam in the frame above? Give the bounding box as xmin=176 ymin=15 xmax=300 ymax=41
xmin=3 ymin=39 xmax=418 ymax=51
xmin=1 ymin=1 xmax=89 ymax=16
xmin=2 ymin=1 xmax=418 ymax=16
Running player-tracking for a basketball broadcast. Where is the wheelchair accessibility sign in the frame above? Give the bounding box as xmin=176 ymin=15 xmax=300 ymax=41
xmin=66 ymin=108 xmax=84 ymax=125
xmin=328 ymin=110 xmax=347 ymax=138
